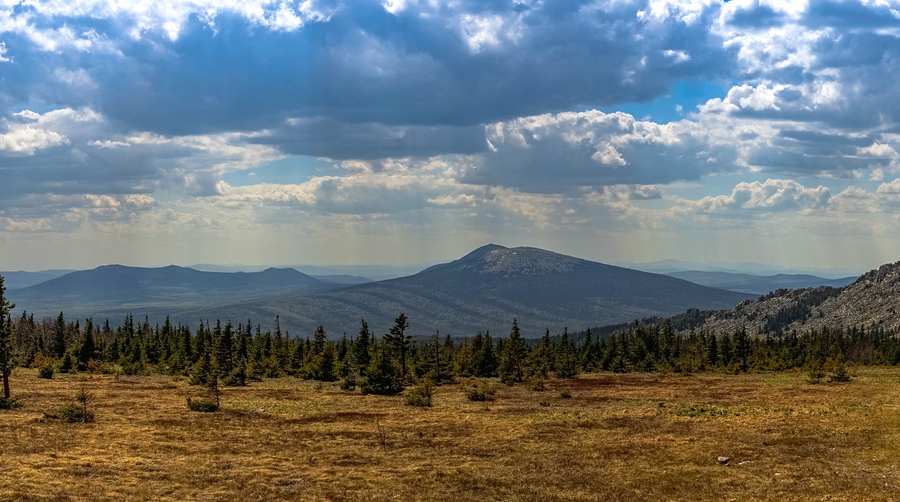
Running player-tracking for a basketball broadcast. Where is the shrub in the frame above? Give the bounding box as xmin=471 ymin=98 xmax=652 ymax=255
xmin=559 ymin=389 xmax=573 ymax=399
xmin=246 ymin=361 xmax=266 ymax=382
xmin=59 ymin=388 xmax=95 ymax=423
xmin=58 ymin=353 xmax=75 ymax=374
xmin=406 ymin=379 xmax=434 ymax=407
xmin=829 ymin=359 xmax=852 ymax=383
xmin=186 ymin=397 xmax=219 ymax=412
xmin=340 ymin=375 xmax=357 ymax=392
xmin=806 ymin=361 xmax=825 ymax=384
xmin=122 ymin=362 xmax=144 ymax=376
xmin=529 ymin=378 xmax=546 ymax=392
xmin=466 ymin=381 xmax=496 ymax=402
xmin=38 ymin=363 xmax=55 ymax=379
xmin=0 ymin=397 xmax=21 ymax=409
xmin=223 ymin=363 xmax=247 ymax=387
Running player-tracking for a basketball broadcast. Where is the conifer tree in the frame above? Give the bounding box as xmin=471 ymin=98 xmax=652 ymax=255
xmin=0 ymin=275 xmax=16 ymax=398
xmin=472 ymin=331 xmax=498 ymax=377
xmin=354 ymin=319 xmax=371 ymax=375
xmin=78 ymin=318 xmax=96 ymax=371
xmin=51 ymin=312 xmax=67 ymax=359
xmin=385 ymin=313 xmax=412 ymax=380
xmin=556 ymin=327 xmax=578 ymax=378
xmin=499 ymin=319 xmax=527 ymax=384
xmin=527 ymin=329 xmax=553 ymax=379
xmin=361 ymin=340 xmax=404 ymax=395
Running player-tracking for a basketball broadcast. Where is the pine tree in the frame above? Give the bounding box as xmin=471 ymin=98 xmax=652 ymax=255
xmin=361 ymin=341 xmax=404 ymax=395
xmin=78 ymin=318 xmax=96 ymax=371
xmin=556 ymin=327 xmax=578 ymax=378
xmin=472 ymin=331 xmax=498 ymax=378
xmin=385 ymin=313 xmax=412 ymax=381
xmin=499 ymin=319 xmax=527 ymax=384
xmin=51 ymin=312 xmax=67 ymax=359
xmin=0 ymin=275 xmax=16 ymax=399
xmin=354 ymin=319 xmax=371 ymax=375
xmin=526 ymin=329 xmax=553 ymax=379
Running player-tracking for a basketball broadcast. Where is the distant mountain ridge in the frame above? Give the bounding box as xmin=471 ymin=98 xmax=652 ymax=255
xmin=7 ymin=244 xmax=752 ymax=338
xmin=665 ymin=270 xmax=856 ymax=295
xmin=12 ymin=264 xmax=334 ymax=304
xmin=174 ymin=244 xmax=753 ymax=336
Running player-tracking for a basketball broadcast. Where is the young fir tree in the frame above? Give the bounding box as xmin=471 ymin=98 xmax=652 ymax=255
xmin=499 ymin=319 xmax=527 ymax=384
xmin=0 ymin=275 xmax=16 ymax=399
xmin=471 ymin=331 xmax=498 ymax=378
xmin=354 ymin=319 xmax=372 ymax=376
xmin=361 ymin=340 xmax=404 ymax=395
xmin=385 ymin=313 xmax=412 ymax=381
xmin=555 ymin=327 xmax=578 ymax=378
xmin=526 ymin=329 xmax=553 ymax=379
xmin=77 ymin=318 xmax=96 ymax=371
xmin=51 ymin=312 xmax=67 ymax=359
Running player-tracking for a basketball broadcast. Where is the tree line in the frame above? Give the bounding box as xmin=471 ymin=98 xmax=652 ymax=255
xmin=3 ymin=274 xmax=900 ymax=400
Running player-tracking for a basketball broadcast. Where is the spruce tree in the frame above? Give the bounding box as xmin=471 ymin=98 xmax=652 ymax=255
xmin=556 ymin=327 xmax=578 ymax=378
xmin=354 ymin=319 xmax=371 ymax=375
xmin=499 ymin=319 xmax=527 ymax=384
xmin=51 ymin=312 xmax=67 ymax=359
xmin=361 ymin=341 xmax=404 ymax=395
xmin=385 ymin=313 xmax=412 ymax=380
xmin=0 ymin=275 xmax=15 ymax=398
xmin=78 ymin=318 xmax=96 ymax=371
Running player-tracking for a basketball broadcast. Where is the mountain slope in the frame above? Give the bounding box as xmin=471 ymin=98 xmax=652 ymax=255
xmin=666 ymin=270 xmax=856 ymax=295
xmin=681 ymin=261 xmax=900 ymax=335
xmin=0 ymin=271 xmax=66 ymax=290
xmin=179 ymin=244 xmax=752 ymax=337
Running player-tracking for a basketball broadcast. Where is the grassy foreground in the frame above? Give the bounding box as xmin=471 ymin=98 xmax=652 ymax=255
xmin=1 ymin=368 xmax=899 ymax=501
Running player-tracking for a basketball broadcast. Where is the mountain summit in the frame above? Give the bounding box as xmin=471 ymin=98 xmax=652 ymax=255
xmin=430 ymin=244 xmax=582 ymax=276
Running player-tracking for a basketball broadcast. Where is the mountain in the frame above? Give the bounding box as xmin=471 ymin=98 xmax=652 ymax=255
xmin=0 ymin=270 xmax=70 ymax=290
xmin=174 ymin=244 xmax=752 ymax=337
xmin=671 ymin=261 xmax=900 ymax=336
xmin=311 ymin=275 xmax=373 ymax=285
xmin=666 ymin=271 xmax=856 ymax=295
xmin=190 ymin=263 xmax=432 ymax=281
xmin=619 ymin=259 xmax=863 ymax=279
xmin=12 ymin=265 xmax=334 ymax=306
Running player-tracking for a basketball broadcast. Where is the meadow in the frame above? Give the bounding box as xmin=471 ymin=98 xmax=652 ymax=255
xmin=1 ymin=368 xmax=899 ymax=501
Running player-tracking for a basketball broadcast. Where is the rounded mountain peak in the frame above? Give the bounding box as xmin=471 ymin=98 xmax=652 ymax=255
xmin=455 ymin=245 xmax=584 ymax=276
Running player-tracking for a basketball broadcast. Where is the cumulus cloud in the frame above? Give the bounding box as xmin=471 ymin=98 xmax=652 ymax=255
xmin=681 ymin=179 xmax=832 ymax=213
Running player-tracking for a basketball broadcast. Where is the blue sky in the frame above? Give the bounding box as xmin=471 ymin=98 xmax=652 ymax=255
xmin=1 ymin=0 xmax=900 ymax=271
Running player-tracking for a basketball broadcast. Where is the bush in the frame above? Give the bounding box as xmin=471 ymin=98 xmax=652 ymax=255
xmin=246 ymin=362 xmax=266 ymax=382
xmin=829 ymin=360 xmax=852 ymax=383
xmin=529 ymin=379 xmax=546 ymax=392
xmin=186 ymin=397 xmax=219 ymax=412
xmin=559 ymin=389 xmax=573 ymax=399
xmin=58 ymin=353 xmax=75 ymax=374
xmin=466 ymin=381 xmax=496 ymax=402
xmin=58 ymin=388 xmax=95 ymax=423
xmin=806 ymin=362 xmax=825 ymax=384
xmin=223 ymin=363 xmax=247 ymax=387
xmin=406 ymin=379 xmax=434 ymax=407
xmin=38 ymin=363 xmax=55 ymax=379
xmin=340 ymin=375 xmax=357 ymax=392
xmin=0 ymin=397 xmax=21 ymax=410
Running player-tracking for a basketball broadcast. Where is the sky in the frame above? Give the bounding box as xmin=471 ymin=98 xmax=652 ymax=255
xmin=2 ymin=0 xmax=900 ymax=271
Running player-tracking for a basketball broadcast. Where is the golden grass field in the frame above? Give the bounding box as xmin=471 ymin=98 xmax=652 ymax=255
xmin=1 ymin=368 xmax=899 ymax=501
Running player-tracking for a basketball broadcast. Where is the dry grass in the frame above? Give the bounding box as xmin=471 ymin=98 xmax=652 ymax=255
xmin=1 ymin=367 xmax=899 ymax=501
